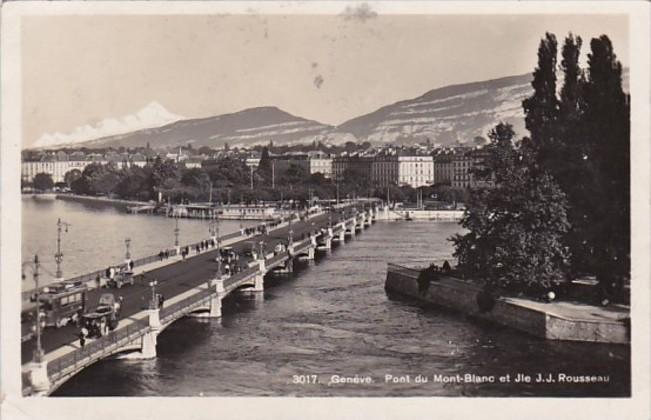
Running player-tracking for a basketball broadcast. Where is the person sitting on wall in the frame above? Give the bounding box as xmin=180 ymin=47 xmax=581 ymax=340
xmin=417 ymin=264 xmax=439 ymax=295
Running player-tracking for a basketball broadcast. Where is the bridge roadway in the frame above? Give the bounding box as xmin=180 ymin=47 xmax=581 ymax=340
xmin=21 ymin=205 xmax=364 ymax=364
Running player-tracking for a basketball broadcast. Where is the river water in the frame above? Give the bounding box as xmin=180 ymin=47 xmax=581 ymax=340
xmin=21 ymin=196 xmax=256 ymax=290
xmin=23 ymin=196 xmax=629 ymax=397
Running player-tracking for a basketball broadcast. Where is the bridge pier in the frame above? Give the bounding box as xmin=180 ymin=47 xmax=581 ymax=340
xmin=348 ymin=220 xmax=357 ymax=236
xmin=209 ymin=294 xmax=222 ymax=318
xmin=318 ymin=236 xmax=332 ymax=250
xmin=27 ymin=360 xmax=51 ymax=395
xmin=278 ymin=258 xmax=293 ymax=273
xmin=252 ymin=260 xmax=266 ymax=291
xmin=305 ymin=246 xmax=315 ymax=260
xmin=252 ymin=273 xmax=265 ymax=291
xmin=140 ymin=308 xmax=161 ymax=359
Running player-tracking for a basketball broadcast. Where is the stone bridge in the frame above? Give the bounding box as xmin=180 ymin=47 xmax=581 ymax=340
xmin=26 ymin=206 xmax=379 ymax=396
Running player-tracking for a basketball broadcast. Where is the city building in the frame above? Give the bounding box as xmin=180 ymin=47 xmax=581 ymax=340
xmin=184 ymin=158 xmax=203 ymax=169
xmin=433 ymin=151 xmax=455 ymax=185
xmin=272 ymin=156 xmax=310 ymax=176
xmin=22 ymin=160 xmax=88 ymax=183
xmin=397 ymin=155 xmax=434 ymax=188
xmin=371 ymin=155 xmax=433 ymax=188
xmin=332 ymin=155 xmax=373 ymax=183
xmin=451 ymin=148 xmax=490 ymax=189
xmin=308 ymin=152 xmax=333 ymax=178
xmin=371 ymin=155 xmax=399 ymax=187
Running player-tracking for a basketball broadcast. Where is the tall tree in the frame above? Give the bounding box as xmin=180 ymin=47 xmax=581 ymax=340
xmin=556 ymin=33 xmax=592 ymax=275
xmin=582 ymin=35 xmax=630 ymax=285
xmin=257 ymin=147 xmax=272 ymax=184
xmin=522 ymin=32 xmax=560 ymax=169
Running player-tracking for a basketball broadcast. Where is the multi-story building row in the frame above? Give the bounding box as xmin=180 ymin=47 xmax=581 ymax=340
xmin=334 ymin=154 xmax=434 ymax=188
xmin=22 ymin=144 xmax=490 ymax=189
xmin=21 ymin=159 xmax=152 ymax=183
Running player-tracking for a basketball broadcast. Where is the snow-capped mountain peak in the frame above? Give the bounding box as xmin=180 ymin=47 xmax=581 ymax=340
xmin=32 ymin=101 xmax=184 ymax=149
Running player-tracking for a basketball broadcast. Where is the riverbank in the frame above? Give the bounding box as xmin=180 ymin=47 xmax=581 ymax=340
xmin=379 ymin=208 xmax=464 ymax=221
xmin=385 ymin=263 xmax=630 ymax=344
xmin=54 ymin=193 xmax=150 ymax=210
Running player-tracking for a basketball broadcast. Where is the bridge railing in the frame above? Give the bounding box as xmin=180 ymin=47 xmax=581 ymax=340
xmin=159 ymin=287 xmax=214 ymax=324
xmin=266 ymin=252 xmax=288 ymax=267
xmin=22 ymin=227 xmax=250 ymax=300
xmin=47 ymin=317 xmax=150 ymax=382
xmin=223 ymin=265 xmax=259 ymax=289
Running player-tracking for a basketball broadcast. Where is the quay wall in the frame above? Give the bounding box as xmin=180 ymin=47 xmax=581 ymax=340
xmin=385 ymin=264 xmax=628 ymax=344
xmin=55 ymin=193 xmax=149 ymax=210
xmin=376 ymin=208 xmax=464 ymax=221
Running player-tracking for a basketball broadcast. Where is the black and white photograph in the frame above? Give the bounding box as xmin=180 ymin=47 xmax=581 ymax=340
xmin=1 ymin=1 xmax=650 ymax=419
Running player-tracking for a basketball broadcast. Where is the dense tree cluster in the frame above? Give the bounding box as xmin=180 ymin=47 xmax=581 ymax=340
xmin=452 ymin=32 xmax=629 ymax=297
xmin=452 ymin=123 xmax=571 ymax=295
xmin=32 ymin=173 xmax=54 ymax=192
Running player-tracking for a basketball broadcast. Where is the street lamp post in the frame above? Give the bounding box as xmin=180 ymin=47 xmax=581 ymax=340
xmin=54 ymin=218 xmax=71 ymax=280
xmin=125 ymin=237 xmax=131 ymax=260
xmin=174 ymin=216 xmax=180 ymax=248
xmin=215 ymin=218 xmax=220 ymax=246
xmin=23 ymin=255 xmax=44 ymax=363
xmin=258 ymin=241 xmax=265 ymax=260
xmin=336 ymin=182 xmax=340 ymax=205
xmin=149 ymin=280 xmax=158 ymax=309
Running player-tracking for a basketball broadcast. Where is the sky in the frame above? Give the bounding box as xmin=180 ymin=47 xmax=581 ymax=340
xmin=21 ymin=11 xmax=628 ymax=148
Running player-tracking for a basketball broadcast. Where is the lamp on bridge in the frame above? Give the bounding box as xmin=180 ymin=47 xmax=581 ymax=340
xmin=258 ymin=241 xmax=265 ymax=260
xmin=149 ymin=280 xmax=158 ymax=309
xmin=54 ymin=218 xmax=71 ymax=281
xmin=209 ymin=218 xmax=219 ymax=243
xmin=125 ymin=237 xmax=131 ymax=260
xmin=23 ymin=255 xmax=44 ymax=363
xmin=174 ymin=215 xmax=180 ymax=249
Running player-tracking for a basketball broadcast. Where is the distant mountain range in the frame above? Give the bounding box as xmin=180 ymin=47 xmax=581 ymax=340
xmin=33 ymin=101 xmax=185 ymax=149
xmin=31 ymin=69 xmax=629 ymax=150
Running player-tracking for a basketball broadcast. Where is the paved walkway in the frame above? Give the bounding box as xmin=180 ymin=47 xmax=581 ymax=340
xmin=508 ymin=298 xmax=630 ymax=322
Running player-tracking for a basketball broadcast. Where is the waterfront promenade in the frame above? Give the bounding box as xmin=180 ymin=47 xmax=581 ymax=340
xmin=22 ymin=201 xmax=379 ymax=395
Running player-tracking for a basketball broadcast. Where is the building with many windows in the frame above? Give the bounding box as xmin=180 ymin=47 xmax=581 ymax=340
xmin=371 ymin=156 xmax=399 ymax=187
xmin=451 ymin=148 xmax=490 ymax=189
xmin=332 ymin=155 xmax=373 ymax=183
xmin=396 ymin=155 xmax=434 ymax=188
xmin=308 ymin=152 xmax=333 ymax=178
xmin=433 ymin=151 xmax=455 ymax=185
xmin=22 ymin=160 xmax=89 ymax=184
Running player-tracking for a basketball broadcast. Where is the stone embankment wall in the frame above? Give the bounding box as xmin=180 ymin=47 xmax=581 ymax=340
xmin=385 ymin=264 xmax=629 ymax=344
